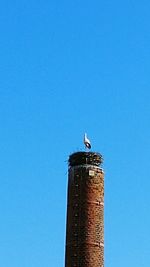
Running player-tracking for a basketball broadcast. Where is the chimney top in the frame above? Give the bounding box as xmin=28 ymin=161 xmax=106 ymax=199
xmin=68 ymin=151 xmax=103 ymax=167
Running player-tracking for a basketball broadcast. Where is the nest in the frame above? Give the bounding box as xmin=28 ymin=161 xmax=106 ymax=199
xmin=68 ymin=152 xmax=103 ymax=167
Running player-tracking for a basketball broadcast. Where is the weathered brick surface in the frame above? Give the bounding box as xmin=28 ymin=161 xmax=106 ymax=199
xmin=65 ymin=164 xmax=104 ymax=267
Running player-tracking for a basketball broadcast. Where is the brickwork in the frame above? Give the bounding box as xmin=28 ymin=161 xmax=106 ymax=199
xmin=65 ymin=152 xmax=104 ymax=267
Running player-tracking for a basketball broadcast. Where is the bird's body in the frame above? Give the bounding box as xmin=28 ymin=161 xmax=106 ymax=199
xmin=84 ymin=133 xmax=91 ymax=149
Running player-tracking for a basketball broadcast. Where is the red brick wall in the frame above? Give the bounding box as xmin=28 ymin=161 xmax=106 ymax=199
xmin=65 ymin=165 xmax=104 ymax=267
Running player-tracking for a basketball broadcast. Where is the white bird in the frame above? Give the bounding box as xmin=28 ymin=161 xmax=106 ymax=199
xmin=84 ymin=133 xmax=91 ymax=149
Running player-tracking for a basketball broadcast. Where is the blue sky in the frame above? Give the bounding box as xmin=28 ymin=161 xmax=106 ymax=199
xmin=0 ymin=0 xmax=150 ymax=266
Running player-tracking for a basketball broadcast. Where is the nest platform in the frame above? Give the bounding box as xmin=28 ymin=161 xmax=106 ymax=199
xmin=68 ymin=151 xmax=103 ymax=167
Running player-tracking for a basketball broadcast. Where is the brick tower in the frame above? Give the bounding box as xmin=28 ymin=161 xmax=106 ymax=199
xmin=65 ymin=152 xmax=104 ymax=267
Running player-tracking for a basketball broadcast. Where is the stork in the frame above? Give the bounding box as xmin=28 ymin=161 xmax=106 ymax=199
xmin=84 ymin=133 xmax=91 ymax=150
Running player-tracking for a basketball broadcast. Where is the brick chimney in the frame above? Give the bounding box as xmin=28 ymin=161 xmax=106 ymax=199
xmin=65 ymin=152 xmax=104 ymax=267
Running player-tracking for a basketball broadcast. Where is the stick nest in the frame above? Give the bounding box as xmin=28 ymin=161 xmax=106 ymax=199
xmin=68 ymin=152 xmax=103 ymax=167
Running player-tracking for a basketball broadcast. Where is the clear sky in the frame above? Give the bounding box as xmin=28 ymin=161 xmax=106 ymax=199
xmin=0 ymin=0 xmax=150 ymax=266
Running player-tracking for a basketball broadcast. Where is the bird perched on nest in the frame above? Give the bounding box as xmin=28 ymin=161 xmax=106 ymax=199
xmin=84 ymin=133 xmax=91 ymax=149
